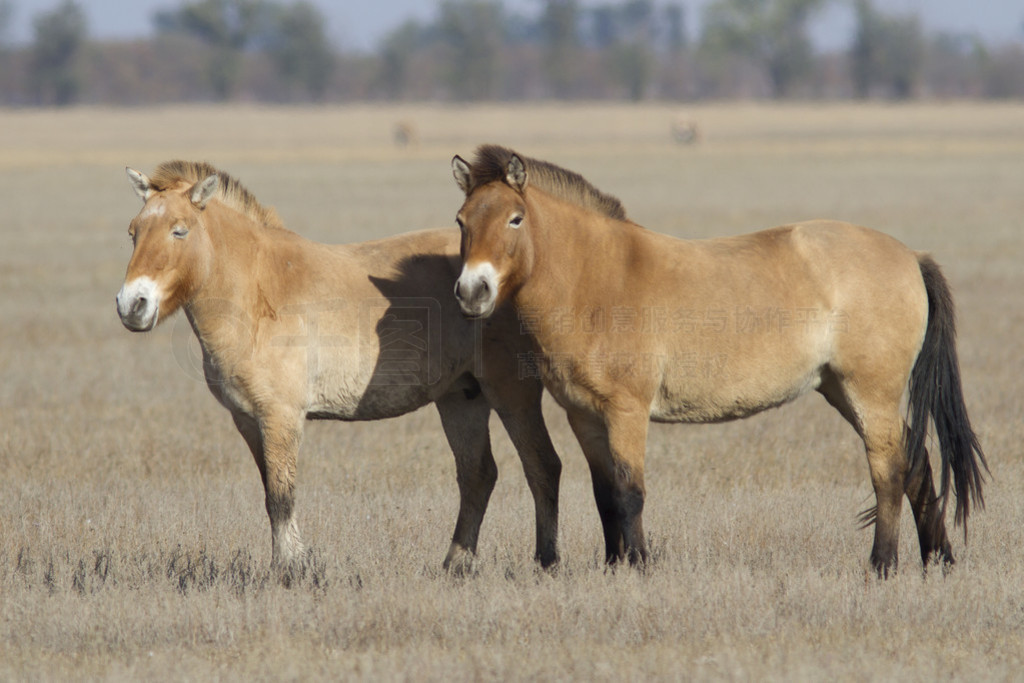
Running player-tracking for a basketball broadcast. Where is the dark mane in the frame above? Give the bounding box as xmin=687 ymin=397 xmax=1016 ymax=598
xmin=149 ymin=160 xmax=283 ymax=229
xmin=467 ymin=144 xmax=627 ymax=220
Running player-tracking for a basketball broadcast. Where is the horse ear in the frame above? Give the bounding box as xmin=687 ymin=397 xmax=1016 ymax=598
xmin=126 ymin=167 xmax=152 ymax=202
xmin=452 ymin=155 xmax=472 ymax=195
xmin=189 ymin=174 xmax=219 ymax=209
xmin=506 ymin=154 xmax=527 ymax=193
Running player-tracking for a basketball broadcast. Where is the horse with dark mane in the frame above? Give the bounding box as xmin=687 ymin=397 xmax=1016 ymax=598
xmin=451 ymin=144 xmax=986 ymax=576
xmin=117 ymin=160 xmax=563 ymax=579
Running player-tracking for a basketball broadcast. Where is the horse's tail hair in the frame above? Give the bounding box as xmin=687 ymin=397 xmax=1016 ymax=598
xmin=906 ymin=255 xmax=988 ymax=540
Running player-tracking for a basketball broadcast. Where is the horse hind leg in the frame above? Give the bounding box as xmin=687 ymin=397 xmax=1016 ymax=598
xmin=486 ymin=383 xmax=562 ymax=569
xmin=435 ymin=388 xmax=498 ymax=576
xmin=859 ymin=413 xmax=909 ymax=577
xmin=902 ymin=430 xmax=954 ymax=569
xmin=477 ymin=319 xmax=562 ymax=568
xmin=818 ymin=373 xmax=906 ymax=577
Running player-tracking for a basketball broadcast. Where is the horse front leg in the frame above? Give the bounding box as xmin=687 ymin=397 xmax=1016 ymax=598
xmin=605 ymin=408 xmax=649 ymax=566
xmin=232 ymin=410 xmax=306 ymax=582
xmin=568 ymin=408 xmax=649 ymax=566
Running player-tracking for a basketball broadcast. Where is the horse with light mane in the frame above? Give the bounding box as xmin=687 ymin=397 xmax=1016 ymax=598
xmin=116 ymin=160 xmax=562 ymax=579
xmin=450 ymin=144 xmax=987 ymax=576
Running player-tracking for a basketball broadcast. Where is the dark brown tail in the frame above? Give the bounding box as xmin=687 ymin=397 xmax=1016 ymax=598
xmin=906 ymin=255 xmax=988 ymax=539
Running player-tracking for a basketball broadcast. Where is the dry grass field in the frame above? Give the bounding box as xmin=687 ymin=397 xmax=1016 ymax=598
xmin=1 ymin=102 xmax=1023 ymax=680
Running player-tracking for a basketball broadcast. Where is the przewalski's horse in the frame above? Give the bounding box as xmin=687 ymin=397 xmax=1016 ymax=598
xmin=116 ymin=160 xmax=562 ymax=579
xmin=451 ymin=144 xmax=987 ymax=576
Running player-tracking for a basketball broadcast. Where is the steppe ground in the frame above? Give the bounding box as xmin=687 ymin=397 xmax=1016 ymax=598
xmin=1 ymin=102 xmax=1023 ymax=680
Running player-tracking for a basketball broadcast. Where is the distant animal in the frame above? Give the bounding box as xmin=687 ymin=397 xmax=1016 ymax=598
xmin=116 ymin=160 xmax=562 ymax=581
xmin=450 ymin=144 xmax=986 ymax=576
xmin=394 ymin=122 xmax=418 ymax=148
xmin=670 ymin=117 xmax=699 ymax=144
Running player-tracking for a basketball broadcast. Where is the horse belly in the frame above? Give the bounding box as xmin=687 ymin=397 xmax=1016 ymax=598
xmin=305 ymin=369 xmax=428 ymax=421
xmin=650 ymin=349 xmax=824 ymax=424
xmin=305 ymin=350 xmax=472 ymax=421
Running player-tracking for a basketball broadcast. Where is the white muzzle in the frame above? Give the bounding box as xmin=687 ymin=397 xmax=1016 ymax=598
xmin=116 ymin=276 xmax=160 ymax=331
xmin=454 ymin=262 xmax=499 ymax=318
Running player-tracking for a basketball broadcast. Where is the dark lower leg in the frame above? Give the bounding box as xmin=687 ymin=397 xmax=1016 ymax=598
xmin=530 ymin=457 xmax=561 ymax=568
xmin=871 ymin=482 xmax=903 ymax=578
xmin=592 ymin=475 xmax=625 ymax=563
xmin=618 ymin=483 xmax=647 ymax=566
xmin=904 ymin=447 xmax=954 ymax=566
xmin=495 ymin=409 xmax=561 ymax=568
xmin=436 ymin=396 xmax=496 ymax=573
xmin=449 ymin=449 xmax=498 ymax=560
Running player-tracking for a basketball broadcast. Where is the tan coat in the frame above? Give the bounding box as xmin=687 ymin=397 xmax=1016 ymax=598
xmin=118 ymin=161 xmax=562 ymax=578
xmin=452 ymin=145 xmax=985 ymax=575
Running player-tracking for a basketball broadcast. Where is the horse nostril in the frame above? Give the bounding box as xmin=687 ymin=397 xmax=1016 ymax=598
xmin=480 ymin=279 xmax=490 ymax=293
xmin=454 ymin=281 xmax=463 ymax=301
xmin=131 ymin=297 xmax=148 ymax=317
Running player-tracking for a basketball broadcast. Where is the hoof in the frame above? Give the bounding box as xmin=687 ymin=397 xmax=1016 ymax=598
xmin=536 ymin=550 xmax=560 ymax=571
xmin=272 ymin=547 xmax=317 ymax=588
xmin=443 ymin=545 xmax=476 ymax=577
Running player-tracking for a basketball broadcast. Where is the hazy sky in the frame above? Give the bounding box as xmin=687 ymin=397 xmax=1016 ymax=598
xmin=5 ymin=0 xmax=1023 ymax=52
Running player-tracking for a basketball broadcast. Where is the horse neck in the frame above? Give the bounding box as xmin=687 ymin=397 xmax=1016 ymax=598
xmin=183 ymin=205 xmax=270 ymax=351
xmin=518 ymin=192 xmax=621 ymax=311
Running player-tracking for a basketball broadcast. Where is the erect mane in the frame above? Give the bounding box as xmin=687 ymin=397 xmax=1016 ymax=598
xmin=148 ymin=160 xmax=283 ymax=229
xmin=467 ymin=144 xmax=627 ymax=221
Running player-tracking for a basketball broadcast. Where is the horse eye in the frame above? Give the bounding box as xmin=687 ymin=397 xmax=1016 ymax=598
xmin=509 ymin=214 xmax=523 ymax=229
xmin=172 ymin=225 xmax=189 ymax=239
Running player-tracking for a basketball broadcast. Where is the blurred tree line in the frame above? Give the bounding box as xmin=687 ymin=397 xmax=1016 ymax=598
xmin=0 ymin=0 xmax=1022 ymax=106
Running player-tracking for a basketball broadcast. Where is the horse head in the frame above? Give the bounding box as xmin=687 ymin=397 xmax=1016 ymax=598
xmin=451 ymin=151 xmax=533 ymax=319
xmin=116 ymin=166 xmax=217 ymax=331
